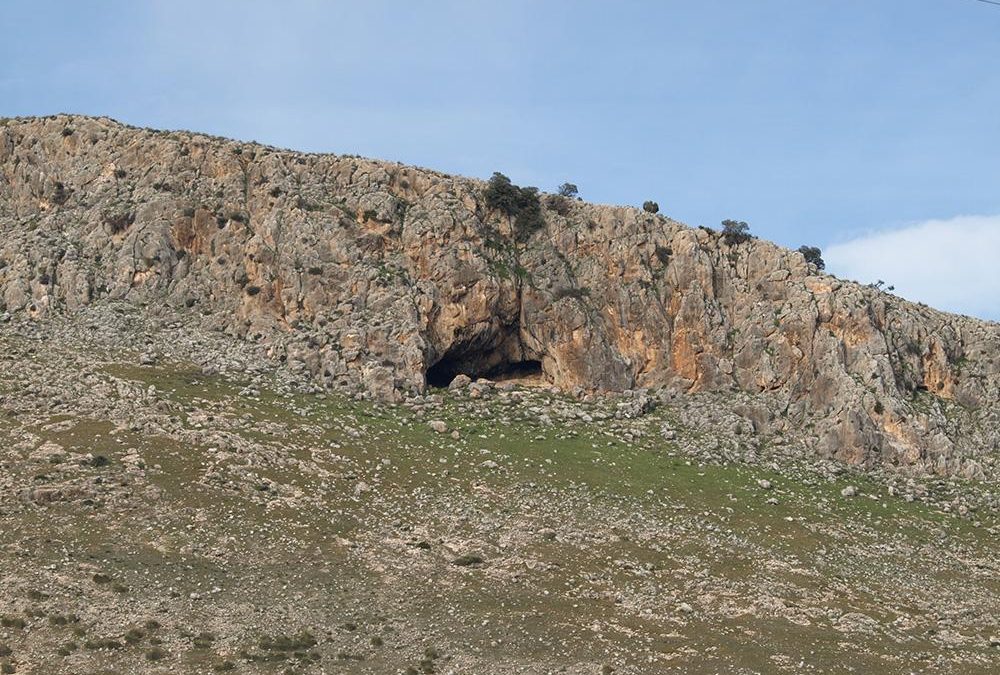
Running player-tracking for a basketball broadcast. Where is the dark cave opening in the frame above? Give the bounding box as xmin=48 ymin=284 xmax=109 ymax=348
xmin=426 ymin=357 xmax=463 ymax=388
xmin=425 ymin=357 xmax=544 ymax=388
xmin=488 ymin=359 xmax=542 ymax=381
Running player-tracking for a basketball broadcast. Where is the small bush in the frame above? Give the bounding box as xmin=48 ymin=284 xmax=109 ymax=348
xmin=721 ymin=219 xmax=751 ymax=246
xmin=451 ymin=553 xmax=485 ymax=567
xmin=544 ymin=194 xmax=572 ymax=216
xmin=259 ymin=631 xmax=317 ymax=651
xmin=192 ymin=632 xmax=215 ymax=648
xmin=642 ymin=201 xmax=659 ymax=214
xmin=797 ymin=245 xmax=825 ymax=270
xmin=513 ymin=188 xmax=545 ymax=240
xmin=146 ymin=647 xmax=168 ymax=661
xmin=483 ymin=172 xmax=546 ymax=241
xmin=103 ymin=211 xmax=135 ymax=234
xmin=483 ymin=172 xmax=521 ymax=214
xmin=553 ymin=287 xmax=591 ymax=301
xmin=124 ymin=628 xmax=145 ymax=644
xmin=51 ymin=182 xmax=70 ymax=205
xmin=556 ymin=182 xmax=578 ymax=198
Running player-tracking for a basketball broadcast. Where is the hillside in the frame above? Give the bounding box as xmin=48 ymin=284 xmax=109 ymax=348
xmin=1 ymin=114 xmax=998 ymax=481
xmin=0 ymin=115 xmax=998 ymax=674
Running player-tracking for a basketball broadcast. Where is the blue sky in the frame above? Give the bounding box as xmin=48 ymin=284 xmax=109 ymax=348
xmin=2 ymin=1 xmax=999 ymax=319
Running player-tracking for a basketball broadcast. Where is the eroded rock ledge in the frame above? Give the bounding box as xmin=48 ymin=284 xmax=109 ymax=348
xmin=1 ymin=115 xmax=998 ymax=479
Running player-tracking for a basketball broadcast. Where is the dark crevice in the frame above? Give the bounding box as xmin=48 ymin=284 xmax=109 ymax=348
xmin=426 ymin=356 xmax=464 ymax=388
xmin=426 ymin=355 xmax=543 ymax=388
xmin=487 ymin=359 xmax=541 ymax=381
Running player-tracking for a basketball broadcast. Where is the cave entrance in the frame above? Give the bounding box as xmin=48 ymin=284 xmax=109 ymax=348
xmin=425 ymin=357 xmax=464 ymax=388
xmin=488 ymin=359 xmax=543 ymax=383
xmin=425 ymin=356 xmax=545 ymax=389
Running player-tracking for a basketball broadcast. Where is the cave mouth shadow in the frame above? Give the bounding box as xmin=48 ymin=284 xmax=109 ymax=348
xmin=425 ymin=356 xmax=543 ymax=388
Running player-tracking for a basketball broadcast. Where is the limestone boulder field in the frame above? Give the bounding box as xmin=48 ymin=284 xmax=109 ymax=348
xmin=1 ymin=115 xmax=998 ymax=479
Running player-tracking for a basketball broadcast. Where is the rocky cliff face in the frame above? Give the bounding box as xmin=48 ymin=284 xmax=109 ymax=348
xmin=1 ymin=115 xmax=998 ymax=479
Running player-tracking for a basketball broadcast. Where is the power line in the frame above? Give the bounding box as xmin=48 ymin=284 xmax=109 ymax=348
xmin=975 ymin=0 xmax=1000 ymax=6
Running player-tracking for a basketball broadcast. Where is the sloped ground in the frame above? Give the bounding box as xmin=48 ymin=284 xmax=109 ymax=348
xmin=3 ymin=115 xmax=1000 ymax=479
xmin=0 ymin=305 xmax=998 ymax=674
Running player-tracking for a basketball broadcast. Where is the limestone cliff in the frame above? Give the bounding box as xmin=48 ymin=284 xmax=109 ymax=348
xmin=1 ymin=115 xmax=998 ymax=479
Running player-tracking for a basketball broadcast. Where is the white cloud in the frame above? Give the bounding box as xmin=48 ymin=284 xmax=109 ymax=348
xmin=824 ymin=215 xmax=1000 ymax=322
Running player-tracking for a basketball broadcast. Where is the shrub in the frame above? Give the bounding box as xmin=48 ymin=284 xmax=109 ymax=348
xmin=103 ymin=211 xmax=134 ymax=234
xmin=51 ymin=182 xmax=70 ymax=205
xmin=553 ymin=287 xmax=591 ymax=301
xmin=797 ymin=245 xmax=825 ymax=270
xmin=259 ymin=631 xmax=317 ymax=651
xmin=483 ymin=172 xmax=546 ymax=241
xmin=513 ymin=188 xmax=545 ymax=240
xmin=721 ymin=219 xmax=751 ymax=246
xmin=556 ymin=182 xmax=578 ymax=198
xmin=543 ymin=194 xmax=572 ymax=216
xmin=483 ymin=172 xmax=521 ymax=213
xmin=642 ymin=201 xmax=659 ymax=214
xmin=193 ymin=632 xmax=215 ymax=648
xmin=124 ymin=628 xmax=145 ymax=644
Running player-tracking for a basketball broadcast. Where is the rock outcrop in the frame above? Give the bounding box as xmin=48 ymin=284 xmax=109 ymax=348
xmin=1 ymin=115 xmax=998 ymax=479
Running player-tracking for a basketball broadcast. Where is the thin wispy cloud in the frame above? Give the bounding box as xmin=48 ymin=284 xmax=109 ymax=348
xmin=824 ymin=215 xmax=1000 ymax=321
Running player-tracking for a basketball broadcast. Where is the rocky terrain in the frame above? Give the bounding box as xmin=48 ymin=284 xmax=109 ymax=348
xmin=1 ymin=115 xmax=998 ymax=480
xmin=0 ymin=304 xmax=997 ymax=674
xmin=0 ymin=116 xmax=998 ymax=673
